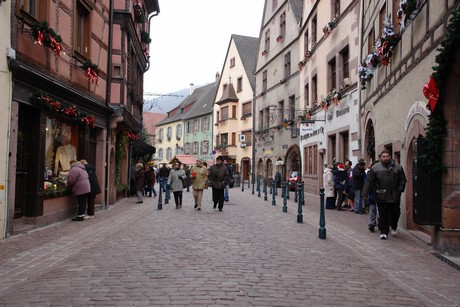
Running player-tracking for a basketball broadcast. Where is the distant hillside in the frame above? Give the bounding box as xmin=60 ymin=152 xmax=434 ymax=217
xmin=143 ymin=88 xmax=189 ymax=114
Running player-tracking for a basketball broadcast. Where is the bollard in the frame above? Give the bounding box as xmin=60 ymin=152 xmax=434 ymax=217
xmin=263 ymin=178 xmax=268 ymax=201
xmin=294 ymin=183 xmax=298 ymax=203
xmin=269 ymin=178 xmax=273 ymax=195
xmin=282 ymin=181 xmax=287 ymax=212
xmin=241 ymin=178 xmax=244 ymax=192
xmin=300 ymin=184 xmax=305 ymax=206
xmin=272 ymin=180 xmax=276 ymax=206
xmin=286 ymin=181 xmax=290 ymax=200
xmin=274 ymin=179 xmax=278 ymax=196
xmin=252 ymin=174 xmax=255 ymax=195
xmin=281 ymin=180 xmax=285 ymax=198
xmin=248 ymin=176 xmax=251 ymax=188
xmin=319 ymin=187 xmax=326 ymax=239
xmin=257 ymin=178 xmax=261 ymax=197
xmin=157 ymin=178 xmax=163 ymax=210
xmin=297 ymin=182 xmax=304 ymax=223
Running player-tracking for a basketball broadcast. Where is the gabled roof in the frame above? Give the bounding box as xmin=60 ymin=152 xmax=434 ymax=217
xmin=289 ymin=0 xmax=304 ymax=23
xmin=232 ymin=34 xmax=259 ymax=90
xmin=182 ymin=82 xmax=218 ymax=120
xmin=156 ymin=83 xmax=217 ymax=125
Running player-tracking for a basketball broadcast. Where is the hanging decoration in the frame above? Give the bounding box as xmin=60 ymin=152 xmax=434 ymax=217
xmin=141 ymin=30 xmax=151 ymax=57
xmin=323 ymin=15 xmax=339 ymax=37
xmin=419 ymin=7 xmax=460 ymax=173
xmin=422 ymin=75 xmax=439 ymax=112
xmin=276 ymin=35 xmax=284 ymax=43
xmin=30 ymin=21 xmax=63 ymax=56
xmin=81 ymin=59 xmax=100 ymax=85
xmin=31 ymin=93 xmax=96 ymax=127
xmin=397 ymin=0 xmax=418 ymax=29
xmin=320 ymin=89 xmax=343 ymax=110
xmin=133 ymin=1 xmax=145 ymax=23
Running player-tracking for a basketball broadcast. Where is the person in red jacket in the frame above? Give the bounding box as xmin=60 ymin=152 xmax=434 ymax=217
xmin=67 ymin=160 xmax=90 ymax=221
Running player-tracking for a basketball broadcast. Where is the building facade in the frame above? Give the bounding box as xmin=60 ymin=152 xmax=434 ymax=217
xmin=360 ymin=0 xmax=460 ymax=254
xmin=254 ymin=0 xmax=304 ymax=183
xmin=213 ymin=35 xmax=258 ymax=181
xmin=6 ymin=0 xmax=159 ymax=235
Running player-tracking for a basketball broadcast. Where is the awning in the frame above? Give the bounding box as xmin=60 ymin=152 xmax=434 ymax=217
xmin=169 ymin=154 xmax=196 ymax=165
xmin=132 ymin=141 xmax=155 ymax=157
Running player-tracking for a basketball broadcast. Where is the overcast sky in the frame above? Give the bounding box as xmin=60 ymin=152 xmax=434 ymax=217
xmin=144 ymin=0 xmax=264 ymax=95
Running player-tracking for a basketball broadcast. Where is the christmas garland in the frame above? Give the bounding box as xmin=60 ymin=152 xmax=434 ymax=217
xmin=30 ymin=21 xmax=63 ymax=56
xmin=81 ymin=59 xmax=100 ymax=85
xmin=31 ymin=93 xmax=96 ymax=127
xmin=420 ymin=7 xmax=460 ymax=173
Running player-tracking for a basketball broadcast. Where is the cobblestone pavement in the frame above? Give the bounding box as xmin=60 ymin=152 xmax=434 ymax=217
xmin=0 ymin=187 xmax=459 ymax=306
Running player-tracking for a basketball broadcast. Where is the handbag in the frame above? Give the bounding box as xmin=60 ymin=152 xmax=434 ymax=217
xmin=181 ymin=179 xmax=187 ymax=189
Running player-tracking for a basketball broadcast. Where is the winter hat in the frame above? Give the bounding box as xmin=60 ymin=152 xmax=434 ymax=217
xmin=136 ymin=162 xmax=144 ymax=170
xmin=337 ymin=163 xmax=345 ymax=171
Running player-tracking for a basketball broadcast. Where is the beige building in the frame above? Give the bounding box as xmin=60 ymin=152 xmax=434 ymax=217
xmin=299 ymin=0 xmax=360 ymax=194
xmin=254 ymin=0 xmax=303 ymax=182
xmin=213 ymin=34 xmax=258 ymax=181
xmin=360 ymin=1 xmax=460 ymax=253
xmin=0 ymin=1 xmax=12 ymax=238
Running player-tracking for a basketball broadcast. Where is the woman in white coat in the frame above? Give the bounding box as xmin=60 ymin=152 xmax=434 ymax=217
xmin=167 ymin=162 xmax=186 ymax=209
xmin=323 ymin=165 xmax=336 ymax=209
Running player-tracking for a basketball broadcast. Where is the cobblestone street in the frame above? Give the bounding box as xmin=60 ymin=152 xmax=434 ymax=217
xmin=0 ymin=187 xmax=459 ymax=306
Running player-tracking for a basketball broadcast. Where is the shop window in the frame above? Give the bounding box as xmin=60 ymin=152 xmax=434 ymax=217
xmin=304 ymin=145 xmax=318 ymax=175
xmin=43 ymin=117 xmax=78 ymax=196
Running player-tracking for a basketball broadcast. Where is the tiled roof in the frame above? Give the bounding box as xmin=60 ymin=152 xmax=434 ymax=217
xmin=232 ymin=34 xmax=258 ymax=91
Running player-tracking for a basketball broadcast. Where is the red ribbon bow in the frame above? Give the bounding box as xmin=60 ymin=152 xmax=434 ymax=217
xmin=423 ymin=75 xmax=439 ymax=112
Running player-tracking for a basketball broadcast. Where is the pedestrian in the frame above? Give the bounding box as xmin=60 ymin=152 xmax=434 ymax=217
xmin=223 ymin=159 xmax=233 ymax=202
xmin=274 ymin=168 xmax=282 ymax=188
xmin=67 ymin=160 xmax=91 ymax=221
xmin=352 ymin=159 xmax=367 ymax=214
xmin=332 ymin=163 xmax=348 ymax=211
xmin=190 ymin=159 xmax=208 ymax=210
xmin=323 ymin=165 xmax=336 ymax=209
xmin=184 ymin=164 xmax=191 ymax=192
xmin=167 ymin=162 xmax=186 ymax=209
xmin=134 ymin=162 xmax=145 ymax=204
xmin=209 ymin=156 xmax=229 ymax=211
xmin=144 ymin=164 xmax=157 ymax=197
xmin=363 ymin=149 xmax=407 ymax=240
xmin=80 ymin=159 xmax=101 ymax=219
xmin=159 ymin=163 xmax=170 ymax=192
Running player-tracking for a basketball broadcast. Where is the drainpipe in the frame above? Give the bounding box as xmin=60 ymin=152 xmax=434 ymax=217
xmin=145 ymin=9 xmax=160 ymax=72
xmin=357 ymin=0 xmax=364 ymax=158
xmin=104 ymin=0 xmax=114 ymax=209
xmin=251 ymin=92 xmax=256 ymax=183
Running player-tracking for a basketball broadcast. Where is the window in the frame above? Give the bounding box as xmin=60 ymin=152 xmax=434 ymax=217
xmin=221 ymin=133 xmax=228 ymax=146
xmin=278 ymin=100 xmax=285 ymax=124
xmin=18 ymin=0 xmax=44 ymax=20
xmin=379 ymin=3 xmax=387 ymax=33
xmin=201 ymin=141 xmax=209 ymax=155
xmin=166 ymin=127 xmax=172 ymax=139
xmin=193 ymin=119 xmax=199 ymax=133
xmin=312 ymin=15 xmax=317 ymax=45
xmin=158 ymin=128 xmax=164 ymax=141
xmin=166 ymin=147 xmax=172 ymax=160
xmin=193 ymin=142 xmax=199 ymax=155
xmin=289 ymin=95 xmax=295 ymax=120
xmin=184 ymin=143 xmax=190 ymax=155
xmin=242 ymin=131 xmax=252 ymax=144
xmin=232 ymin=132 xmax=236 ymax=146
xmin=340 ymin=46 xmax=349 ymax=80
xmin=186 ymin=121 xmax=191 ymax=134
xmin=237 ymin=77 xmax=243 ymax=92
xmin=264 ymin=29 xmax=270 ymax=53
xmin=332 ymin=0 xmax=340 ymax=17
xmin=284 ymin=52 xmax=291 ymax=79
xmin=272 ymin=0 xmax=277 ymax=11
xmin=341 ymin=131 xmax=349 ymax=162
xmin=392 ymin=0 xmax=399 ymax=33
xmin=304 ymin=30 xmax=309 ymax=55
xmin=201 ymin=116 xmax=209 ymax=132
xmin=242 ymin=102 xmax=252 ymax=117
xmin=279 ymin=11 xmax=286 ymax=37
xmin=328 ymin=57 xmax=337 ymax=90
xmin=158 ymin=148 xmax=163 ymax=160
xmin=262 ymin=70 xmax=268 ymax=92
xmin=312 ymin=74 xmax=318 ymax=105
xmin=176 ymin=124 xmax=182 ymax=139
xmin=230 ymin=57 xmax=236 ymax=68
xmin=216 ymin=111 xmax=220 ymax=122
xmin=259 ymin=110 xmax=264 ymax=130
xmin=304 ymin=83 xmax=310 ymax=107
xmin=221 ymin=106 xmax=229 ymax=120
xmin=264 ymin=107 xmax=270 ymax=129
xmin=304 ymin=145 xmax=318 ymax=175
xmin=329 ymin=134 xmax=337 ymax=163
xmin=75 ymin=1 xmax=92 ymax=58
xmin=232 ymin=105 xmax=237 ymax=119
xmin=368 ymin=27 xmax=375 ymax=54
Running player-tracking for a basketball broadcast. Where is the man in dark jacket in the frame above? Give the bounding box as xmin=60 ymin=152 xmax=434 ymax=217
xmin=363 ymin=149 xmax=406 ymax=240
xmin=81 ymin=160 xmax=101 ymax=219
xmin=209 ymin=156 xmax=229 ymax=211
xmin=332 ymin=163 xmax=348 ymax=211
xmin=158 ymin=163 xmax=170 ymax=192
xmin=223 ymin=159 xmax=233 ymax=202
xmin=352 ymin=159 xmax=366 ymax=214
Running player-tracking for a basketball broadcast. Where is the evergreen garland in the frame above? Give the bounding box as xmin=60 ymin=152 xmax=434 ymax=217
xmin=421 ymin=7 xmax=460 ymax=173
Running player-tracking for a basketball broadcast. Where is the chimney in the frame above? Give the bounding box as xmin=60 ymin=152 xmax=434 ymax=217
xmin=215 ymin=72 xmax=220 ymax=85
xmin=189 ymin=83 xmax=194 ymax=95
